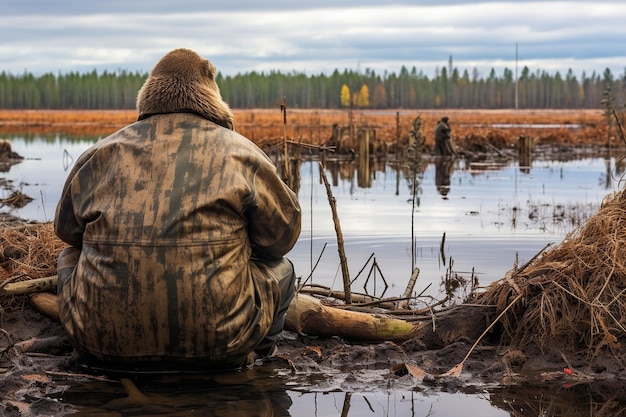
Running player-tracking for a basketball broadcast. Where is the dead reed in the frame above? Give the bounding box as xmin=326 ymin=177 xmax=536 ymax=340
xmin=480 ymin=187 xmax=626 ymax=356
xmin=0 ymin=222 xmax=65 ymax=282
xmin=0 ymin=109 xmax=609 ymax=151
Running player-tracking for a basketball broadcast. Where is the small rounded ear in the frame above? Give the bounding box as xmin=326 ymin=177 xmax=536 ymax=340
xmin=205 ymin=60 xmax=216 ymax=80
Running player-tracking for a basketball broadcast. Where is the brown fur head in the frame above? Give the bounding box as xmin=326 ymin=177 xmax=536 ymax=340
xmin=136 ymin=48 xmax=234 ymax=130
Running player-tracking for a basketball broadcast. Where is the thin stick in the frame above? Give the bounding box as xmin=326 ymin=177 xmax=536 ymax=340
xmin=299 ymin=243 xmax=327 ymax=290
xmin=280 ymin=97 xmax=289 ymax=182
xmin=351 ymin=253 xmax=375 ymax=284
xmin=45 ymin=370 xmax=118 ymax=383
xmin=286 ymin=140 xmax=335 ymax=152
xmin=611 ymin=107 xmax=626 ymax=147
xmin=318 ymin=161 xmax=352 ymax=304
xmin=443 ymin=292 xmax=523 ymax=377
xmin=399 ymin=267 xmax=420 ymax=309
xmin=439 ymin=232 xmax=446 ymax=266
xmin=484 ymin=141 xmax=506 ymax=157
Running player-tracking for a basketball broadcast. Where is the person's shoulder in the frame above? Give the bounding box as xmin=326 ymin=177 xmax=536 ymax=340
xmin=98 ymin=120 xmax=147 ymax=144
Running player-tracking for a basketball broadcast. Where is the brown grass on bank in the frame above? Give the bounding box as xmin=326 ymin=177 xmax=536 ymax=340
xmin=0 ymin=108 xmax=611 ymax=150
xmin=479 ymin=187 xmax=626 ymax=357
xmin=0 ymin=223 xmax=65 ymax=284
xmin=0 ymin=110 xmax=138 ymax=137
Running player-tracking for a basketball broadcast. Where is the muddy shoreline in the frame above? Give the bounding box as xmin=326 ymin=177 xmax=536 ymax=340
xmin=2 ymin=111 xmax=626 ymax=415
xmin=3 ymin=297 xmax=626 ymax=416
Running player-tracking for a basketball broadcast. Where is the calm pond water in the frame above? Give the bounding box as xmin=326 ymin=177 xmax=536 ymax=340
xmin=1 ymin=134 xmax=623 ymax=416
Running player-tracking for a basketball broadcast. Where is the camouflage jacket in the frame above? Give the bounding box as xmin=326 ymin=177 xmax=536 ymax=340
xmin=435 ymin=121 xmax=451 ymax=142
xmin=54 ymin=112 xmax=301 ymax=367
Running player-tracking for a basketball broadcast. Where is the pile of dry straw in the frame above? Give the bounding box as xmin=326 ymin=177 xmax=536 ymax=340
xmin=0 ymin=223 xmax=64 ymax=298
xmin=480 ymin=187 xmax=626 ymax=355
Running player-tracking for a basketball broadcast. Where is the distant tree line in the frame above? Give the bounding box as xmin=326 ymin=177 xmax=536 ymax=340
xmin=0 ymin=65 xmax=624 ymax=110
xmin=0 ymin=70 xmax=145 ymax=110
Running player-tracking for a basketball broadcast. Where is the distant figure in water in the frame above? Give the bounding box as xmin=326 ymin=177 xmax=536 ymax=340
xmin=434 ymin=116 xmax=456 ymax=157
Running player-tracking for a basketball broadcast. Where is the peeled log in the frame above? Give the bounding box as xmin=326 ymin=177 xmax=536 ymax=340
xmin=30 ymin=292 xmax=59 ymax=321
xmin=0 ymin=275 xmax=57 ymax=295
xmin=285 ymin=293 xmax=424 ymax=342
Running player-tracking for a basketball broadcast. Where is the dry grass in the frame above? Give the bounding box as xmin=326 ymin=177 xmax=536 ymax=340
xmin=0 ymin=110 xmax=137 ymax=137
xmin=0 ymin=222 xmax=65 ymax=282
xmin=0 ymin=109 xmax=611 ymax=150
xmin=479 ymin=187 xmax=626 ymax=356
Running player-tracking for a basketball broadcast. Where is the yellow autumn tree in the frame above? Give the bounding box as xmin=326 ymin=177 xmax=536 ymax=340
xmin=358 ymin=84 xmax=370 ymax=107
xmin=340 ymin=84 xmax=351 ymax=107
xmin=351 ymin=84 xmax=370 ymax=108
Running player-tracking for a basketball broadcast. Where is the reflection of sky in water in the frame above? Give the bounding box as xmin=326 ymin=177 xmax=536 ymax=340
xmin=290 ymin=157 xmax=614 ymax=300
xmin=3 ymin=136 xmax=96 ymax=222
xmin=287 ymin=390 xmax=507 ymax=417
xmin=59 ymin=363 xmax=509 ymax=416
xmin=3 ymin=135 xmax=618 ymax=300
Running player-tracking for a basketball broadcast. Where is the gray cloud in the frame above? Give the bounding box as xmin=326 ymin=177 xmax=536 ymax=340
xmin=1 ymin=1 xmax=624 ymax=79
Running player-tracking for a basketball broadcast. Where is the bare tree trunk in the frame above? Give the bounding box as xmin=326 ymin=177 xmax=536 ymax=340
xmin=0 ymin=275 xmax=57 ymax=295
xmin=285 ymin=293 xmax=421 ymax=342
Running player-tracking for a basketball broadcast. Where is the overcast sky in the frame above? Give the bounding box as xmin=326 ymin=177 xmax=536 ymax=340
xmin=2 ymin=1 xmax=625 ymax=80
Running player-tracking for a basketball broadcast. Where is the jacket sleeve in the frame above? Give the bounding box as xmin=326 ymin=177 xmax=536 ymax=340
xmin=246 ymin=159 xmax=301 ymax=260
xmin=53 ymin=150 xmax=96 ymax=248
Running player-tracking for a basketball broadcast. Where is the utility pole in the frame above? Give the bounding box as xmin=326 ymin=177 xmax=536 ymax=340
xmin=515 ymin=43 xmax=519 ymax=110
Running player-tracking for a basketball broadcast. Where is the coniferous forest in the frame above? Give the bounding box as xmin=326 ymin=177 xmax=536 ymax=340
xmin=0 ymin=64 xmax=624 ymax=110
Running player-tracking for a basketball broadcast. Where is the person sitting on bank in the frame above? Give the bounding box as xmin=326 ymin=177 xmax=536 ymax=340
xmin=434 ymin=116 xmax=457 ymax=157
xmin=54 ymin=48 xmax=302 ymax=372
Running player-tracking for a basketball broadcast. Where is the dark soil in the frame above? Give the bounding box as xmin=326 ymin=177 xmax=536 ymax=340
xmin=3 ymin=299 xmax=626 ymax=416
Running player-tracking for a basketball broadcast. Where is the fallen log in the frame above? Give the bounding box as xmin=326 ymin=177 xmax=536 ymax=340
xmin=0 ymin=275 xmax=57 ymax=296
xmin=285 ymin=293 xmax=423 ymax=342
xmin=30 ymin=292 xmax=60 ymax=321
xmin=15 ymin=335 xmax=66 ymax=354
xmin=5 ymin=276 xmax=494 ymax=347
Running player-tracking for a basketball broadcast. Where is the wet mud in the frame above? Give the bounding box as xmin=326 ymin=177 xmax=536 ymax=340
xmin=3 ymin=301 xmax=626 ymax=416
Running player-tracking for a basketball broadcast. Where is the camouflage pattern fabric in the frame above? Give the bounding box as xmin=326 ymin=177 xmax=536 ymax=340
xmin=435 ymin=118 xmax=455 ymax=156
xmin=54 ymin=112 xmax=301 ymax=369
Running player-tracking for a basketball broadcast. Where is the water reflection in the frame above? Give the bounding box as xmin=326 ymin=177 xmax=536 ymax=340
xmin=58 ymin=366 xmax=294 ymax=416
xmin=57 ymin=367 xmax=512 ymax=417
xmin=517 ymin=136 xmax=533 ymax=174
xmin=2 ymin=134 xmax=617 ymax=300
xmin=48 ymin=370 xmax=626 ymax=417
xmin=434 ymin=157 xmax=456 ymax=198
xmin=3 ymin=134 xmax=626 ymax=416
xmin=489 ymin=381 xmax=626 ymax=416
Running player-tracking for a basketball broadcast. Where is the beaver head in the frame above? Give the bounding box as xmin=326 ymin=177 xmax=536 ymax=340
xmin=136 ymin=48 xmax=234 ymax=130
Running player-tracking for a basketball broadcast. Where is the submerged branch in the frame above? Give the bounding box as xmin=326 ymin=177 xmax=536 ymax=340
xmin=318 ymin=161 xmax=352 ymax=304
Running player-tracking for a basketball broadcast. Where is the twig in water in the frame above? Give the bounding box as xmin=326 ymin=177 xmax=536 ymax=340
xmin=399 ymin=267 xmax=420 ymax=309
xmin=280 ymin=97 xmax=289 ymax=182
xmin=298 ymin=243 xmax=327 ymax=291
xmin=318 ymin=161 xmax=352 ymax=304
xmin=611 ymin=107 xmax=626 ymax=147
xmin=439 ymin=232 xmax=446 ymax=266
